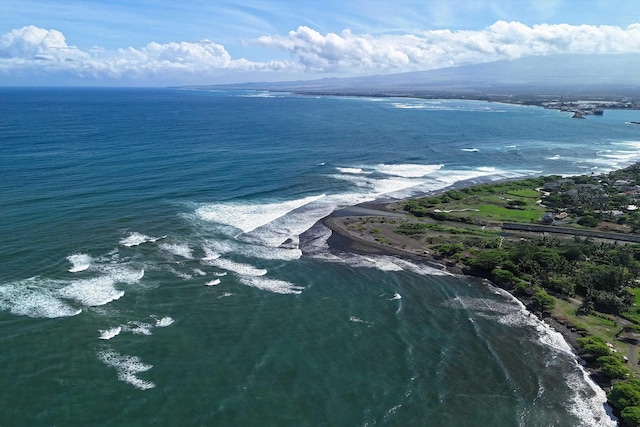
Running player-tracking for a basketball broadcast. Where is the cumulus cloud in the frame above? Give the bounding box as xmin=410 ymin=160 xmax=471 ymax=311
xmin=0 ymin=25 xmax=291 ymax=84
xmin=2 ymin=21 xmax=640 ymax=84
xmin=255 ymin=21 xmax=640 ymax=73
xmin=0 ymin=26 xmax=88 ymax=61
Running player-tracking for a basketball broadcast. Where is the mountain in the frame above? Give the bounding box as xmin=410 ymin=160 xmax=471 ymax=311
xmin=195 ymin=53 xmax=640 ymax=98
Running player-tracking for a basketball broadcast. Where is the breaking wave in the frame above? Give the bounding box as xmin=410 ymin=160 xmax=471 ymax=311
xmin=97 ymin=349 xmax=156 ymax=390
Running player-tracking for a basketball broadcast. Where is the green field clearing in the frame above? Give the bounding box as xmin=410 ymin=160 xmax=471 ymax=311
xmin=554 ymin=298 xmax=624 ymax=351
xmin=476 ymin=204 xmax=543 ymax=222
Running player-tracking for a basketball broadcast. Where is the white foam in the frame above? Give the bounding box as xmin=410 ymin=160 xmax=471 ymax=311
xmin=565 ymin=365 xmax=618 ymax=427
xmin=239 ymin=276 xmax=303 ymax=295
xmin=336 ymin=167 xmax=370 ymax=174
xmin=362 ymin=256 xmax=404 ymax=271
xmin=207 ymin=258 xmax=267 ymax=276
xmin=374 ymin=163 xmax=443 ymax=178
xmin=58 ymin=277 xmax=125 ymax=307
xmin=492 ymin=288 xmax=575 ymax=355
xmin=218 ymin=292 xmax=234 ymax=298
xmin=240 ymin=199 xmax=338 ymax=248
xmin=388 ymin=257 xmax=450 ymax=276
xmin=328 ymin=173 xmax=417 ymax=200
xmin=202 ymin=244 xmax=222 ymax=260
xmin=97 ymin=349 xmax=156 ymax=390
xmin=448 ymin=288 xmax=616 ymax=426
xmin=391 ymin=102 xmax=427 ymax=109
xmin=193 ymin=268 xmax=207 ymax=276
xmin=369 ymin=177 xmax=423 ymax=196
xmin=67 ymin=253 xmax=92 ymax=272
xmin=98 ymin=326 xmax=122 ymax=340
xmin=390 ymin=293 xmax=402 ymax=300
xmin=205 ymin=279 xmax=221 ymax=286
xmin=154 ymin=316 xmax=174 ymax=327
xmin=203 ymin=239 xmax=301 ymax=261
xmin=328 ymin=253 xmax=448 ymax=275
xmin=0 ymin=278 xmax=82 ymax=318
xmin=195 ymin=194 xmax=326 ymax=234
xmin=461 ymin=148 xmax=479 ymax=152
xmin=96 ymin=265 xmax=144 ymax=284
xmin=120 ymin=232 xmax=165 ymax=247
xmin=159 ymin=242 xmax=194 ymax=259
xmin=546 ymin=154 xmax=561 ymax=160
xmin=123 ymin=321 xmax=154 ymax=336
xmin=165 ymin=266 xmax=192 ymax=280
xmin=420 ymin=167 xmax=518 ymax=192
xmin=349 ymin=316 xmax=372 ymax=325
xmin=300 ymin=223 xmax=334 ymax=256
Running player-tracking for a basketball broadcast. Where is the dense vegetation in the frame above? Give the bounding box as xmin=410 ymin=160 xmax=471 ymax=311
xmin=404 ymin=163 xmax=640 ymax=231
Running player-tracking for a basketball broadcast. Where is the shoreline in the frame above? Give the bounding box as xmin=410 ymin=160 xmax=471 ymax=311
xmin=323 ymin=200 xmax=587 ymax=346
xmin=320 ymin=196 xmax=618 ymax=419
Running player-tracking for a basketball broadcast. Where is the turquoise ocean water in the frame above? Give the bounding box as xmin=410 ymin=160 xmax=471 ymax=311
xmin=2 ymin=88 xmax=640 ymax=426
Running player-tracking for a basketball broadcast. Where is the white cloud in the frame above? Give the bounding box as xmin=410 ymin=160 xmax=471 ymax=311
xmin=255 ymin=21 xmax=640 ymax=73
xmin=0 ymin=25 xmax=291 ymax=84
xmin=0 ymin=25 xmax=90 ymax=62
xmin=2 ymin=21 xmax=640 ymax=84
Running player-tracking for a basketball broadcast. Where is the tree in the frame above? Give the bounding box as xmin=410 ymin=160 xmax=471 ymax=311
xmin=491 ymin=268 xmax=518 ymax=288
xmin=609 ymin=380 xmax=640 ymax=411
xmin=577 ymin=215 xmax=599 ymax=227
xmin=532 ymin=288 xmax=555 ymax=311
xmin=468 ymin=250 xmax=506 ymax=272
xmin=576 ymin=336 xmax=611 ymax=358
xmin=597 ymin=355 xmax=629 ymax=379
xmin=622 ymin=406 xmax=640 ymax=427
xmin=436 ymin=243 xmax=464 ymax=256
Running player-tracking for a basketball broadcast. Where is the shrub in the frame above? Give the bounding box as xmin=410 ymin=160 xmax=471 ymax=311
xmin=532 ymin=288 xmax=555 ymax=311
xmin=622 ymin=406 xmax=640 ymax=427
xmin=610 ymin=380 xmax=640 ymax=411
xmin=430 ymin=211 xmax=448 ymax=221
xmin=491 ymin=268 xmax=517 ymax=288
xmin=597 ymin=355 xmax=629 ymax=379
xmin=576 ymin=336 xmax=611 ymax=358
xmin=436 ymin=243 xmax=465 ymax=256
xmin=577 ymin=215 xmax=599 ymax=227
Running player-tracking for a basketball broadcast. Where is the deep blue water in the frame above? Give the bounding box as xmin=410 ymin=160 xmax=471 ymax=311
xmin=2 ymin=88 xmax=639 ymax=426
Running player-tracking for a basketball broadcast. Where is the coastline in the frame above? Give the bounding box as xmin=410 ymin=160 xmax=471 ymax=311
xmin=320 ymin=196 xmax=618 ymax=420
xmin=323 ymin=200 xmax=587 ymax=345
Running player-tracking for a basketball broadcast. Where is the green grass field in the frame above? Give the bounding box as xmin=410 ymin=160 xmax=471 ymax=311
xmin=431 ymin=191 xmax=545 ymax=223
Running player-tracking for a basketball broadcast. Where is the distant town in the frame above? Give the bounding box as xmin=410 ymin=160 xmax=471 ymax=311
xmin=477 ymin=94 xmax=640 ymax=118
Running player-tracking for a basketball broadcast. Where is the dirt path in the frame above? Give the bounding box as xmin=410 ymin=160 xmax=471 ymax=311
xmin=628 ymin=344 xmax=638 ymax=367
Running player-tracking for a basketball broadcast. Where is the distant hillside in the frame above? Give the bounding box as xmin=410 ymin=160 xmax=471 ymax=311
xmin=193 ymin=53 xmax=640 ymax=98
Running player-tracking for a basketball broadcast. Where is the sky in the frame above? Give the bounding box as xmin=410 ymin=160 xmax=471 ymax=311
xmin=1 ymin=0 xmax=640 ymax=86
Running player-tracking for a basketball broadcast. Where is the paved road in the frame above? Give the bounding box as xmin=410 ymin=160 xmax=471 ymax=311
xmin=502 ymin=222 xmax=640 ymax=243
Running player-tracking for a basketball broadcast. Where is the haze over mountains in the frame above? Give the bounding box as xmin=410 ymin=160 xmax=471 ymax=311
xmin=200 ymin=54 xmax=640 ymax=98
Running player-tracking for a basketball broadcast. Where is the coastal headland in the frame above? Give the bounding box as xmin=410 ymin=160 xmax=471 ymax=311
xmin=322 ymin=163 xmax=640 ymax=426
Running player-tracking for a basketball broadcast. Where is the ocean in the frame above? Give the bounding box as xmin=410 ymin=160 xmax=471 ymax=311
xmin=2 ymin=88 xmax=640 ymax=426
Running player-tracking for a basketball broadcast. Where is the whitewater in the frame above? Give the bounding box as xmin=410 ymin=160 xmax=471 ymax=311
xmin=2 ymin=88 xmax=639 ymax=426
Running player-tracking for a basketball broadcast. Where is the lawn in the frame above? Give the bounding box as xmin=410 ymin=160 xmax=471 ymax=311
xmin=554 ymin=298 xmax=625 ymax=352
xmin=477 ymin=203 xmax=543 ymax=222
xmin=426 ymin=187 xmax=546 ymax=223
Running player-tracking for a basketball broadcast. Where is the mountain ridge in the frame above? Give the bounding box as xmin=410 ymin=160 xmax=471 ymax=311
xmin=190 ymin=53 xmax=640 ymax=98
